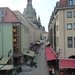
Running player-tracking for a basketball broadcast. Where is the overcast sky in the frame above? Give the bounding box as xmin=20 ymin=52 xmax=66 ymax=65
xmin=0 ymin=0 xmax=59 ymax=32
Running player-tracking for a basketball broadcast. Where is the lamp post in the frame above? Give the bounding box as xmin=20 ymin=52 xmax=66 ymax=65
xmin=8 ymin=49 xmax=12 ymax=57
xmin=57 ymin=48 xmax=62 ymax=57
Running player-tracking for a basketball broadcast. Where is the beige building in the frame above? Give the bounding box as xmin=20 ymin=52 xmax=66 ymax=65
xmin=13 ymin=11 xmax=40 ymax=45
xmin=48 ymin=0 xmax=75 ymax=58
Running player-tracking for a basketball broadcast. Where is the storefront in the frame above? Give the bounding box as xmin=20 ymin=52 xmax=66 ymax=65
xmin=58 ymin=58 xmax=75 ymax=75
xmin=45 ymin=47 xmax=58 ymax=68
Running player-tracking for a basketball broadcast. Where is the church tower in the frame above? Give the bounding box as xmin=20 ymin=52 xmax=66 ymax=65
xmin=27 ymin=0 xmax=32 ymax=4
xmin=38 ymin=16 xmax=41 ymax=23
xmin=23 ymin=0 xmax=37 ymax=22
xmin=27 ymin=0 xmax=32 ymax=8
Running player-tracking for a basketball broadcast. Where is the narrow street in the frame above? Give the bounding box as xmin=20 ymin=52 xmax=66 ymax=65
xmin=31 ymin=44 xmax=49 ymax=75
xmin=19 ymin=43 xmax=49 ymax=75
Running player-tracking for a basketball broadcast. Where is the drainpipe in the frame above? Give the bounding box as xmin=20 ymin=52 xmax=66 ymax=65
xmin=2 ymin=23 xmax=4 ymax=57
xmin=63 ymin=10 xmax=66 ymax=57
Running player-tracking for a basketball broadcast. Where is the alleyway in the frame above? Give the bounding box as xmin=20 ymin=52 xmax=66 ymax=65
xmin=19 ymin=43 xmax=49 ymax=75
xmin=31 ymin=44 xmax=49 ymax=75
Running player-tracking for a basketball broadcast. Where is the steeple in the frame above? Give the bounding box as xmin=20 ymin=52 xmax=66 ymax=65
xmin=27 ymin=0 xmax=33 ymax=8
xmin=27 ymin=0 xmax=32 ymax=5
xmin=38 ymin=16 xmax=41 ymax=23
xmin=23 ymin=0 xmax=37 ymax=22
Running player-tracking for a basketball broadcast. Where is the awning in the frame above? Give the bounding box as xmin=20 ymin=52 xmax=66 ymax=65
xmin=46 ymin=53 xmax=57 ymax=61
xmin=59 ymin=58 xmax=75 ymax=69
xmin=0 ymin=65 xmax=13 ymax=70
xmin=0 ymin=65 xmax=4 ymax=69
xmin=35 ymin=41 xmax=40 ymax=45
xmin=0 ymin=57 xmax=10 ymax=64
xmin=13 ymin=53 xmax=23 ymax=57
xmin=24 ymin=50 xmax=34 ymax=57
xmin=0 ymin=57 xmax=2 ymax=59
xmin=45 ymin=47 xmax=52 ymax=54
xmin=46 ymin=41 xmax=50 ymax=46
xmin=45 ymin=47 xmax=57 ymax=61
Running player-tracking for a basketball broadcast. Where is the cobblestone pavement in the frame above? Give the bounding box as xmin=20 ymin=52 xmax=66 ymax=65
xmin=31 ymin=44 xmax=49 ymax=75
xmin=17 ymin=43 xmax=49 ymax=75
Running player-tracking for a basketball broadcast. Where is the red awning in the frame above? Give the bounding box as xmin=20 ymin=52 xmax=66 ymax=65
xmin=45 ymin=47 xmax=57 ymax=61
xmin=59 ymin=58 xmax=75 ymax=69
xmin=46 ymin=53 xmax=57 ymax=61
xmin=45 ymin=48 xmax=52 ymax=54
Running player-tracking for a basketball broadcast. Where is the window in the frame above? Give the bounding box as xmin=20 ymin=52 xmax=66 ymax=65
xmin=73 ymin=0 xmax=75 ymax=5
xmin=67 ymin=12 xmax=72 ymax=18
xmin=74 ymin=37 xmax=75 ymax=47
xmin=69 ymin=0 xmax=75 ymax=5
xmin=67 ymin=23 xmax=72 ymax=30
xmin=1 ymin=11 xmax=4 ymax=15
xmin=69 ymin=0 xmax=73 ymax=5
xmin=74 ymin=23 xmax=75 ymax=29
xmin=68 ymin=37 xmax=72 ymax=48
xmin=73 ymin=11 xmax=75 ymax=17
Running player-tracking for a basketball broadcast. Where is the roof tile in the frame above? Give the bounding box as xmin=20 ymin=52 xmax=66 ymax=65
xmin=0 ymin=7 xmax=20 ymax=22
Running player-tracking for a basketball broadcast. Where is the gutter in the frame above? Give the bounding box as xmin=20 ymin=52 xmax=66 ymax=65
xmin=63 ymin=10 xmax=66 ymax=57
xmin=2 ymin=23 xmax=4 ymax=56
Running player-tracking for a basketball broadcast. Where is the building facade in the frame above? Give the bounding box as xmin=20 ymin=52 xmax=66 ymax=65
xmin=23 ymin=0 xmax=43 ymax=44
xmin=0 ymin=7 xmax=29 ymax=65
xmin=42 ymin=31 xmax=48 ymax=41
xmin=48 ymin=0 xmax=75 ymax=58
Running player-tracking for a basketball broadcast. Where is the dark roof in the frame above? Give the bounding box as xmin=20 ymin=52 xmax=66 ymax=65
xmin=0 ymin=7 xmax=20 ymax=23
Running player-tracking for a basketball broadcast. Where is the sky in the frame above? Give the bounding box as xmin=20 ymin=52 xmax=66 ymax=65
xmin=0 ymin=0 xmax=59 ymax=32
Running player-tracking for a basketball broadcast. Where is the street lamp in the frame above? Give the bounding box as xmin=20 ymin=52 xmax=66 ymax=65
xmin=8 ymin=49 xmax=12 ymax=57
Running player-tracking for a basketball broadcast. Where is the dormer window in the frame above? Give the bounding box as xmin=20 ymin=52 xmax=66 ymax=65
xmin=69 ymin=0 xmax=73 ymax=5
xmin=1 ymin=10 xmax=6 ymax=16
xmin=73 ymin=0 xmax=75 ymax=5
xmin=1 ymin=11 xmax=4 ymax=15
xmin=69 ymin=0 xmax=75 ymax=5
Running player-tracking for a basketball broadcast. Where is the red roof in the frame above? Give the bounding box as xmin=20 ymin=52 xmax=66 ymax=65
xmin=59 ymin=58 xmax=75 ymax=69
xmin=45 ymin=47 xmax=58 ymax=61
xmin=58 ymin=0 xmax=68 ymax=7
xmin=0 ymin=7 xmax=20 ymax=22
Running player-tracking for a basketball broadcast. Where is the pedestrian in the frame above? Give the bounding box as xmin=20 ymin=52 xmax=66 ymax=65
xmin=49 ymin=66 xmax=52 ymax=75
xmin=59 ymin=71 xmax=64 ymax=75
xmin=52 ymin=66 xmax=55 ymax=75
xmin=71 ymin=72 xmax=75 ymax=75
xmin=39 ymin=52 xmax=41 ymax=56
xmin=35 ymin=63 xmax=37 ymax=68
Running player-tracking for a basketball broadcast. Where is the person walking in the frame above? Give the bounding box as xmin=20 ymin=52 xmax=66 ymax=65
xmin=49 ymin=66 xmax=52 ymax=75
xmin=52 ymin=67 xmax=55 ymax=75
